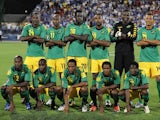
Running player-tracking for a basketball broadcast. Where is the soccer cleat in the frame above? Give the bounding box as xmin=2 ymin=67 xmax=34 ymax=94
xmin=58 ymin=104 xmax=65 ymax=111
xmin=26 ymin=102 xmax=31 ymax=110
xmin=89 ymin=100 xmax=94 ymax=106
xmin=135 ymin=102 xmax=144 ymax=108
xmin=4 ymin=102 xmax=10 ymax=110
xmin=89 ymin=106 xmax=97 ymax=112
xmin=82 ymin=105 xmax=87 ymax=112
xmin=144 ymin=105 xmax=150 ymax=113
xmin=46 ymin=99 xmax=52 ymax=105
xmin=124 ymin=108 xmax=127 ymax=113
xmin=114 ymin=105 xmax=120 ymax=112
xmin=105 ymin=100 xmax=112 ymax=107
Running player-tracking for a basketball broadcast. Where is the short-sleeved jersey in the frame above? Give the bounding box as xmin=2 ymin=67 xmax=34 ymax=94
xmin=90 ymin=26 xmax=110 ymax=59
xmin=64 ymin=23 xmax=92 ymax=57
xmin=6 ymin=64 xmax=31 ymax=86
xmin=46 ymin=26 xmax=65 ymax=59
xmin=110 ymin=22 xmax=137 ymax=53
xmin=21 ymin=24 xmax=46 ymax=57
xmin=61 ymin=67 xmax=87 ymax=88
xmin=96 ymin=69 xmax=120 ymax=89
xmin=33 ymin=67 xmax=56 ymax=88
xmin=123 ymin=70 xmax=148 ymax=90
xmin=137 ymin=27 xmax=160 ymax=62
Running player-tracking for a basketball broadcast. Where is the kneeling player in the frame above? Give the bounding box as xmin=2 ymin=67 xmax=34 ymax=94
xmin=90 ymin=61 xmax=120 ymax=113
xmin=29 ymin=59 xmax=63 ymax=110
xmin=118 ymin=61 xmax=150 ymax=113
xmin=59 ymin=59 xmax=88 ymax=112
xmin=1 ymin=56 xmax=31 ymax=112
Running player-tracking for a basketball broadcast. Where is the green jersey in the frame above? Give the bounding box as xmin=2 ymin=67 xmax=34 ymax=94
xmin=123 ymin=70 xmax=148 ymax=89
xmin=64 ymin=23 xmax=92 ymax=57
xmin=33 ymin=67 xmax=56 ymax=88
xmin=96 ymin=69 xmax=120 ymax=89
xmin=6 ymin=64 xmax=31 ymax=86
xmin=46 ymin=27 xmax=65 ymax=59
xmin=137 ymin=27 xmax=160 ymax=62
xmin=61 ymin=67 xmax=87 ymax=88
xmin=90 ymin=26 xmax=110 ymax=59
xmin=21 ymin=24 xmax=46 ymax=57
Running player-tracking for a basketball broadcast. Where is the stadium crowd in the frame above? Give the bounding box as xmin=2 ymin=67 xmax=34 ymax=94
xmin=1 ymin=0 xmax=160 ymax=37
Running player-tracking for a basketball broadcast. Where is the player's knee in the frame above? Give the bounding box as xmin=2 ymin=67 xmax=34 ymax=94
xmin=6 ymin=87 xmax=11 ymax=93
xmin=20 ymin=87 xmax=27 ymax=92
xmin=55 ymin=86 xmax=63 ymax=93
xmin=111 ymin=89 xmax=117 ymax=95
xmin=80 ymin=86 xmax=88 ymax=93
xmin=1 ymin=85 xmax=6 ymax=91
xmin=90 ymin=86 xmax=97 ymax=93
xmin=141 ymin=89 xmax=148 ymax=95
xmin=118 ymin=90 xmax=125 ymax=96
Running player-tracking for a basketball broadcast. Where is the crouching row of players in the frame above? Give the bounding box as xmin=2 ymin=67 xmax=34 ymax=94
xmin=1 ymin=56 xmax=150 ymax=113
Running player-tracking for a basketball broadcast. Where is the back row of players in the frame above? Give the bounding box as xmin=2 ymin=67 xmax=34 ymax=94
xmin=1 ymin=10 xmax=160 ymax=113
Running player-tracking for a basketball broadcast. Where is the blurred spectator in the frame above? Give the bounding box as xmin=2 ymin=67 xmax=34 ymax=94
xmin=1 ymin=0 xmax=160 ymax=40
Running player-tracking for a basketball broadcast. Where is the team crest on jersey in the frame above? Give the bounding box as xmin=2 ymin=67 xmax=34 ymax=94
xmin=58 ymin=30 xmax=62 ymax=33
xmin=151 ymin=30 xmax=155 ymax=34
xmin=101 ymin=30 xmax=105 ymax=34
xmin=115 ymin=70 xmax=119 ymax=75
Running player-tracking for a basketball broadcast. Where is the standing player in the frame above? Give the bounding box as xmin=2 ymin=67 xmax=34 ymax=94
xmin=58 ymin=59 xmax=88 ymax=112
xmin=64 ymin=10 xmax=92 ymax=73
xmin=46 ymin=13 xmax=66 ymax=77
xmin=29 ymin=59 xmax=62 ymax=110
xmin=87 ymin=14 xmax=111 ymax=107
xmin=90 ymin=61 xmax=120 ymax=112
xmin=1 ymin=56 xmax=31 ymax=112
xmin=118 ymin=61 xmax=150 ymax=113
xmin=45 ymin=14 xmax=66 ymax=105
xmin=20 ymin=13 xmax=46 ymax=73
xmin=110 ymin=10 xmax=137 ymax=77
xmin=136 ymin=12 xmax=160 ymax=103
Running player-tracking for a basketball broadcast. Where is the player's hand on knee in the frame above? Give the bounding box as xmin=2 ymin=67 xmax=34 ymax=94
xmin=97 ymin=89 xmax=103 ymax=95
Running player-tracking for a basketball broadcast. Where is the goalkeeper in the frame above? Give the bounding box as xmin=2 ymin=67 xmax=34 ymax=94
xmin=110 ymin=10 xmax=137 ymax=78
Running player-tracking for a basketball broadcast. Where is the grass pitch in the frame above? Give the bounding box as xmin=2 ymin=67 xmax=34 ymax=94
xmin=0 ymin=41 xmax=160 ymax=120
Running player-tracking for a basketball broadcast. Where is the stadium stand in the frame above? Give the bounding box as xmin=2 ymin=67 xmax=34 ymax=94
xmin=0 ymin=0 xmax=160 ymax=40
